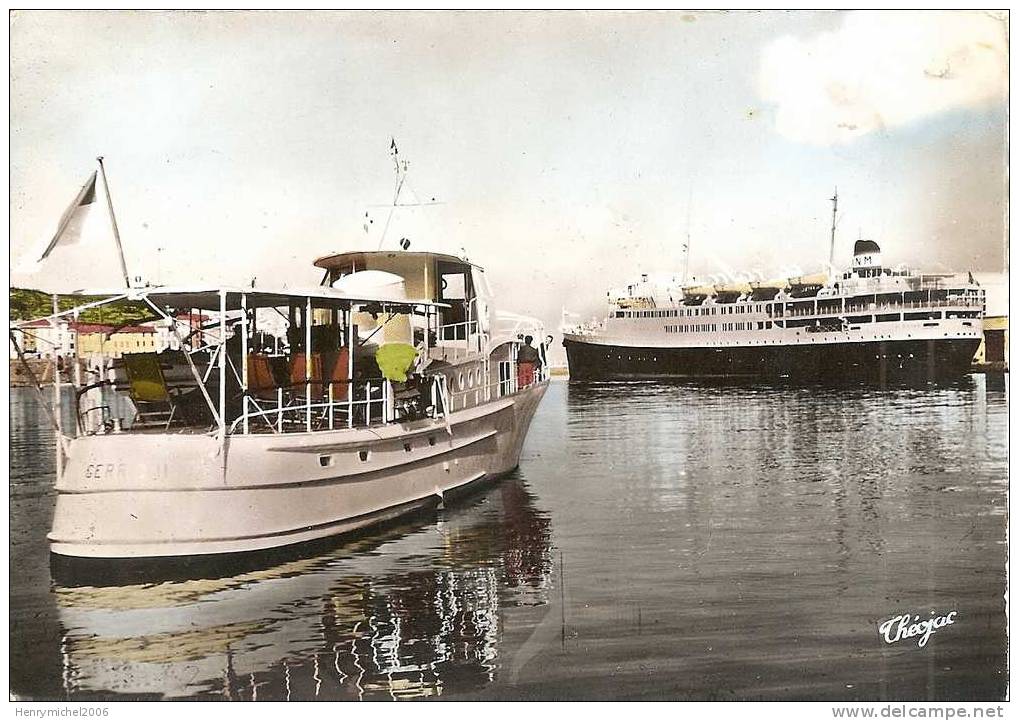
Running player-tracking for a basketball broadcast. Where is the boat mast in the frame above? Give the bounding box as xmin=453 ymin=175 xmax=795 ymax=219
xmin=827 ymin=187 xmax=838 ymax=282
xmin=96 ymin=156 xmax=131 ymax=288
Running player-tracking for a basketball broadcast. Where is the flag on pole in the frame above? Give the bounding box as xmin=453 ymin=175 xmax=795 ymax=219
xmin=36 ymin=171 xmax=98 ymax=262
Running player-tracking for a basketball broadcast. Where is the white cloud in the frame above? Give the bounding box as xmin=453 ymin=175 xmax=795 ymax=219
xmin=758 ymin=11 xmax=1007 ymax=145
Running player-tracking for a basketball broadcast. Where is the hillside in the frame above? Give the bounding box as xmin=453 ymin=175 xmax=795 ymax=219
xmin=10 ymin=287 xmax=151 ymax=326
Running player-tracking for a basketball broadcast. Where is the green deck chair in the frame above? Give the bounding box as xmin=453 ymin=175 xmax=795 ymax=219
xmin=122 ymin=353 xmax=178 ymax=429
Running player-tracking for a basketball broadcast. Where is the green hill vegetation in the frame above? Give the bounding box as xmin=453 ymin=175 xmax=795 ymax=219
xmin=10 ymin=287 xmax=151 ymax=326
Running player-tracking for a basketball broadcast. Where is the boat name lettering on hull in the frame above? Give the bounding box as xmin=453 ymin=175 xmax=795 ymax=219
xmin=83 ymin=463 xmax=126 ymax=481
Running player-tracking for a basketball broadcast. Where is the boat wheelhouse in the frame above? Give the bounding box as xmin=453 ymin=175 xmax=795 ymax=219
xmin=563 ymin=239 xmax=985 ymax=383
xmin=21 ymin=250 xmax=549 ymax=561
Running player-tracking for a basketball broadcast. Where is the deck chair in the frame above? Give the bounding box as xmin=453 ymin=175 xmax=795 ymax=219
xmin=325 ymin=347 xmax=350 ymax=402
xmin=289 ymin=353 xmax=325 ymax=397
xmin=122 ymin=353 xmax=178 ymax=429
xmin=247 ymin=354 xmax=281 ymax=401
xmin=237 ymin=353 xmax=288 ymax=431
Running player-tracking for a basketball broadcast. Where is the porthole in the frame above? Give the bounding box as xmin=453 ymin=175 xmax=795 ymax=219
xmin=358 ymin=450 xmax=370 ymax=462
xmin=319 ymin=455 xmax=333 ymax=467
xmin=428 ymin=435 xmax=436 ymax=446
xmin=403 ymin=442 xmax=412 ymax=453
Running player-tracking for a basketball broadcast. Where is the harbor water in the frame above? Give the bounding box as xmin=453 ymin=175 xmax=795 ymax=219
xmin=9 ymin=377 xmax=1008 ymax=700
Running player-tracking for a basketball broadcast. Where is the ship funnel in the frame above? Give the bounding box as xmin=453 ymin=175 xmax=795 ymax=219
xmin=852 ymin=239 xmax=882 ymax=276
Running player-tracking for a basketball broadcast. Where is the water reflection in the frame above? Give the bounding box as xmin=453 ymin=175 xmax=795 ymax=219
xmin=53 ymin=478 xmax=553 ymax=700
xmin=12 ymin=378 xmax=1007 ymax=701
xmin=552 ymin=377 xmax=1007 ymax=701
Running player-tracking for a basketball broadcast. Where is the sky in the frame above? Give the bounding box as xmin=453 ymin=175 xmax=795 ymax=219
xmin=9 ymin=10 xmax=1009 ymax=341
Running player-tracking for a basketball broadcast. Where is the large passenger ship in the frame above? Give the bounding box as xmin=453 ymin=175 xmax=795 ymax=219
xmin=563 ymin=237 xmax=985 ymax=384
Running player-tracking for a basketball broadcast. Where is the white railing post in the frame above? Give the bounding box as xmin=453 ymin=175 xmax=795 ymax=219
xmin=347 ymin=304 xmax=355 ymax=430
xmin=305 ymin=296 xmax=312 ymax=433
xmin=328 ymin=383 xmax=334 ymax=430
xmin=218 ymin=290 xmax=227 ymax=442
xmin=51 ymin=295 xmax=63 ymax=477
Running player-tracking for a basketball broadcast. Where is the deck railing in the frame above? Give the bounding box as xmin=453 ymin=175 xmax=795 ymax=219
xmin=92 ymin=350 xmax=545 ymax=436
xmin=780 ymin=297 xmax=983 ymax=318
xmin=228 ymin=376 xmax=437 ymax=435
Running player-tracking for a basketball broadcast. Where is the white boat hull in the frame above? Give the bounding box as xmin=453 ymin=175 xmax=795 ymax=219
xmin=49 ymin=382 xmax=548 ymax=559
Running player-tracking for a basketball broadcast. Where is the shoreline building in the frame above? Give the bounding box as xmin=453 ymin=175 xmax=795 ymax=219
xmin=970 ymin=272 xmax=1008 ymax=370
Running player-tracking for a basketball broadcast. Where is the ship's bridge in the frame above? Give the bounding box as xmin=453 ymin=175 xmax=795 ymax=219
xmin=314 ymin=250 xmax=494 ymax=346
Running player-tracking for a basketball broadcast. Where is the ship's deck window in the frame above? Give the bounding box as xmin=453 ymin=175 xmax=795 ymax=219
xmin=877 ymin=293 xmax=904 ymax=305
xmin=877 ymin=313 xmax=900 ymax=322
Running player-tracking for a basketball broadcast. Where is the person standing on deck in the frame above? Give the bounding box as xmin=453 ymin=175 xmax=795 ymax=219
xmin=517 ymin=335 xmax=539 ymax=388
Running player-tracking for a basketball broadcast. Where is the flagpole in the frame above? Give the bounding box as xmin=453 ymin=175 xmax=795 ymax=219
xmin=96 ymin=156 xmax=131 ymax=287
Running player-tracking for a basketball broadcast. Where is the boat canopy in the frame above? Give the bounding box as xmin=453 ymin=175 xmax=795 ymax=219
xmin=66 ymin=285 xmax=448 ymax=313
xmin=314 ymin=250 xmax=484 ymax=273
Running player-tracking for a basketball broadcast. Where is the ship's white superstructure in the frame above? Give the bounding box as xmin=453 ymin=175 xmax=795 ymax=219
xmin=564 ymin=239 xmax=984 ymax=383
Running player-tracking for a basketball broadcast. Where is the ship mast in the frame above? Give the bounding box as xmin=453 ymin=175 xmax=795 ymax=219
xmin=827 ymin=187 xmax=838 ymax=283
xmin=683 ymin=226 xmax=692 ymax=283
xmin=682 ymin=184 xmax=693 ymax=283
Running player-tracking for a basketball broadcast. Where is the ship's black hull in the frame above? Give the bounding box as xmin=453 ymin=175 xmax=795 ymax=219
xmin=563 ymin=337 xmax=981 ymax=385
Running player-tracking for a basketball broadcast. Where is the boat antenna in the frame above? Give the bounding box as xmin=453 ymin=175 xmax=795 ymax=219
xmin=369 ymin=139 xmax=445 ymax=251
xmin=96 ymin=156 xmax=131 ymax=288
xmin=377 ymin=138 xmax=408 ymax=251
xmin=827 ymin=187 xmax=838 ymax=282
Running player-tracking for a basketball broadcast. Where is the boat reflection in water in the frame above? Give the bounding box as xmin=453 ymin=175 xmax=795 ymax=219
xmin=53 ymin=478 xmax=552 ymax=700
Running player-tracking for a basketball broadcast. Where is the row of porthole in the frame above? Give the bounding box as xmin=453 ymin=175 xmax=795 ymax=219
xmin=604 ymin=332 xmax=975 ymax=361
xmin=318 ymin=435 xmax=440 ymax=467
